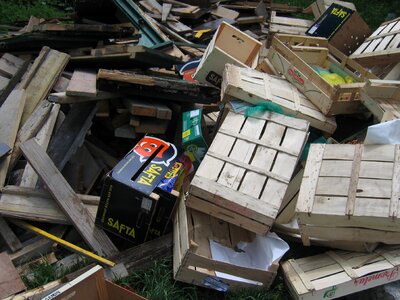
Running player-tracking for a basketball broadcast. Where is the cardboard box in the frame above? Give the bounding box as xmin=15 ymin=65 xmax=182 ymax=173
xmin=194 ymin=22 xmax=262 ymax=87
xmin=182 ymin=109 xmax=209 ymax=169
xmin=95 ymin=136 xmax=180 ymax=245
xmin=306 ymin=3 xmax=371 ymax=55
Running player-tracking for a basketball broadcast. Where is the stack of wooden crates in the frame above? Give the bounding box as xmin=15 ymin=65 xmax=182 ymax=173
xmin=173 ymin=109 xmax=310 ymax=290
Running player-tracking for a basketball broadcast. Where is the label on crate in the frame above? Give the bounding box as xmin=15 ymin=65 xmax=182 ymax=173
xmin=203 ymin=276 xmax=230 ymax=292
xmin=306 ymin=3 xmax=354 ymax=40
xmin=206 ymin=71 xmax=222 ymax=87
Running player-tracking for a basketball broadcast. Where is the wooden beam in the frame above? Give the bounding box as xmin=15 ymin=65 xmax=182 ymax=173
xmin=48 ymin=91 xmax=120 ymax=104
xmin=20 ymin=139 xmax=118 ymax=257
xmin=161 ymin=3 xmax=172 ymax=22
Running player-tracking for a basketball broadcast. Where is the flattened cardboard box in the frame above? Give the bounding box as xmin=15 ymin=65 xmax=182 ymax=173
xmin=96 ymin=136 xmax=179 ymax=245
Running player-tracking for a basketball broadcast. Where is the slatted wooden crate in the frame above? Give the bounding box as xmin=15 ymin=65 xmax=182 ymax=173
xmin=268 ymin=34 xmax=377 ymax=116
xmin=269 ymin=11 xmax=314 ymax=36
xmin=360 ymin=79 xmax=400 ymax=122
xmin=351 ymin=17 xmax=400 ymax=67
xmin=274 ymin=168 xmax=378 ymax=253
xmin=173 ymin=194 xmax=278 ymax=290
xmin=296 ymin=143 xmax=400 ymax=245
xmin=186 ymin=110 xmax=309 ymax=234
xmin=283 ymin=246 xmax=400 ymax=299
xmin=194 ymin=22 xmax=261 ymax=87
xmin=221 ymin=64 xmax=337 ymax=134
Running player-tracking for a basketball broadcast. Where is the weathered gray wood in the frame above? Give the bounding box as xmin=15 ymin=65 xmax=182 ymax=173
xmin=0 ymin=218 xmax=22 ymax=252
xmin=66 ymin=69 xmax=97 ymax=97
xmin=20 ymin=139 xmax=118 ymax=257
xmin=0 ymin=252 xmax=26 ymax=298
xmin=46 ymin=102 xmax=97 ymax=171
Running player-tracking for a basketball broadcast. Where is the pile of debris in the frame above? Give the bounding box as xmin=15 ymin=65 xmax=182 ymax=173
xmin=0 ymin=0 xmax=399 ymax=298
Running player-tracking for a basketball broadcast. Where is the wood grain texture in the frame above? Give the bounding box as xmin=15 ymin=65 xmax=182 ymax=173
xmin=0 ymin=252 xmax=26 ymax=298
xmin=20 ymin=139 xmax=118 ymax=257
xmin=66 ymin=69 xmax=97 ymax=97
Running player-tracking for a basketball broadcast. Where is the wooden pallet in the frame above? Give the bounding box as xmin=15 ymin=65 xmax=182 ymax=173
xmin=186 ymin=110 xmax=309 ymax=234
xmin=351 ymin=17 xmax=400 ymax=67
xmin=283 ymin=246 xmax=400 ymax=299
xmin=173 ymin=194 xmax=278 ymax=291
xmin=296 ymin=144 xmax=400 ymax=245
xmin=269 ymin=11 xmax=314 ymax=36
xmin=360 ymin=80 xmax=400 ymax=122
xmin=268 ymin=34 xmax=377 ymax=115
xmin=221 ymin=64 xmax=337 ymax=134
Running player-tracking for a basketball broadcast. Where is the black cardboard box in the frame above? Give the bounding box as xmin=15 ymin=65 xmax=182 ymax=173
xmin=95 ymin=136 xmax=180 ymax=245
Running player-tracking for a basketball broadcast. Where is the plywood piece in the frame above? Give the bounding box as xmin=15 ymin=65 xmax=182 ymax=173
xmin=66 ymin=69 xmax=97 ymax=97
xmin=20 ymin=139 xmax=118 ymax=257
xmin=0 ymin=252 xmax=26 ymax=298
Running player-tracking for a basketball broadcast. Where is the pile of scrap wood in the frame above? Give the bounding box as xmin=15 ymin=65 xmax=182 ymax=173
xmin=0 ymin=0 xmax=399 ymax=299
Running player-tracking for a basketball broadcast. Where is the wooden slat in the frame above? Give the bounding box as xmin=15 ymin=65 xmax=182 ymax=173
xmin=0 ymin=252 xmax=25 ymax=298
xmin=346 ymin=144 xmax=363 ymax=216
xmin=19 ymin=47 xmax=69 ymax=125
xmin=20 ymin=139 xmax=118 ymax=257
xmin=391 ymin=145 xmax=400 ymax=218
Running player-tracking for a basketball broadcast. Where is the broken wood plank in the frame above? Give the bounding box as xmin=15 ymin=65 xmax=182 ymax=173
xmin=9 ymin=100 xmax=53 ymax=171
xmin=162 ymin=3 xmax=173 ymax=22
xmin=20 ymin=139 xmax=118 ymax=257
xmin=0 ymin=89 xmax=26 ymax=188
xmin=0 ymin=58 xmax=29 ymax=107
xmin=211 ymin=6 xmax=239 ymax=20
xmin=20 ymin=103 xmax=60 ymax=188
xmin=46 ymin=102 xmax=97 ymax=171
xmin=0 ymin=218 xmax=22 ymax=252
xmin=0 ymin=252 xmax=26 ymax=299
xmin=52 ymin=76 xmax=70 ymax=93
xmin=66 ymin=69 xmax=97 ymax=97
xmin=19 ymin=47 xmax=69 ymax=125
xmin=0 ymin=53 xmax=24 ymax=78
xmin=48 ymin=91 xmax=120 ymax=104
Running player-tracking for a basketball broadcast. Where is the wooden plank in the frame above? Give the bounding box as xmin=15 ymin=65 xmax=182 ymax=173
xmin=0 ymin=218 xmax=22 ymax=252
xmin=161 ymin=3 xmax=172 ymax=22
xmin=48 ymin=91 xmax=120 ymax=104
xmin=19 ymin=47 xmax=69 ymax=126
xmin=0 ymin=89 xmax=26 ymax=188
xmin=20 ymin=103 xmax=60 ymax=188
xmin=66 ymin=69 xmax=97 ymax=97
xmin=46 ymin=102 xmax=97 ymax=171
xmin=211 ymin=6 xmax=239 ymax=20
xmin=9 ymin=100 xmax=53 ymax=170
xmin=20 ymin=139 xmax=118 ymax=257
xmin=0 ymin=186 xmax=99 ymax=224
xmin=0 ymin=252 xmax=26 ymax=298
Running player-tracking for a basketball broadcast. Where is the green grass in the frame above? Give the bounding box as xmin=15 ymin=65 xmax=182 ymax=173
xmin=114 ymin=257 xmax=290 ymax=300
xmin=21 ymin=256 xmax=90 ymax=290
xmin=0 ymin=0 xmax=69 ymax=25
xmin=274 ymin=0 xmax=400 ymax=30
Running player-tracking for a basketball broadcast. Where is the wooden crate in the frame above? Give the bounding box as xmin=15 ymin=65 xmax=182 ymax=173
xmin=351 ymin=17 xmax=400 ymax=67
xmin=221 ymin=64 xmax=337 ymax=134
xmin=296 ymin=143 xmax=400 ymax=245
xmin=274 ymin=168 xmax=378 ymax=253
xmin=194 ymin=22 xmax=262 ymax=87
xmin=268 ymin=34 xmax=377 ymax=116
xmin=361 ymin=79 xmax=400 ymax=122
xmin=186 ymin=110 xmax=309 ymax=234
xmin=269 ymin=11 xmax=314 ymax=36
xmin=173 ymin=194 xmax=278 ymax=290
xmin=283 ymin=246 xmax=400 ymax=299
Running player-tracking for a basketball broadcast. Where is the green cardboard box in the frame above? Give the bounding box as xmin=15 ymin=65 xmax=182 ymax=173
xmin=182 ymin=109 xmax=208 ymax=169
